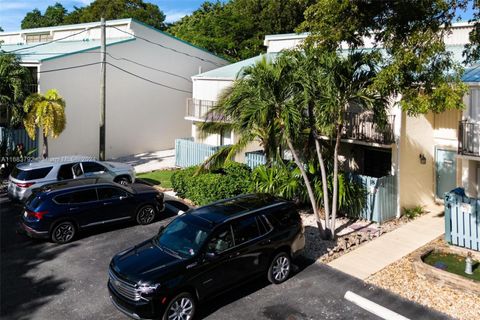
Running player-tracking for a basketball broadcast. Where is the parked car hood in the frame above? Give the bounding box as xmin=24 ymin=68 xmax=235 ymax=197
xmin=129 ymin=183 xmax=158 ymax=195
xmin=103 ymin=161 xmax=134 ymax=172
xmin=111 ymin=239 xmax=182 ymax=283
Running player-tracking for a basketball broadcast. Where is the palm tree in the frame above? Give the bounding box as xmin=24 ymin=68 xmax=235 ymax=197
xmin=310 ymin=50 xmax=389 ymax=238
xmin=199 ymin=54 xmax=330 ymax=238
xmin=0 ymin=53 xmax=32 ymax=127
xmin=23 ymin=89 xmax=66 ymax=159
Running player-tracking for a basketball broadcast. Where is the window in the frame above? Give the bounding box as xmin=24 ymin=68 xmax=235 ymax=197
xmin=206 ymin=225 xmax=234 ymax=254
xmin=57 ymin=163 xmax=76 ymax=180
xmin=97 ymin=187 xmax=127 ymax=200
xmin=69 ymin=189 xmax=98 ymax=203
xmin=72 ymin=163 xmax=83 ymax=177
xmin=11 ymin=167 xmax=52 ymax=181
xmin=54 ymin=193 xmax=73 ymax=204
xmin=266 ymin=206 xmax=299 ymax=227
xmin=26 ymin=33 xmax=52 ymax=43
xmin=82 ymin=162 xmax=106 ymax=173
xmin=231 ymin=216 xmax=260 ymax=245
xmin=257 ymin=215 xmax=273 ymax=235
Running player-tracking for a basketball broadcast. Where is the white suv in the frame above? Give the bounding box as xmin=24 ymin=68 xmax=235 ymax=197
xmin=7 ymin=156 xmax=135 ymax=201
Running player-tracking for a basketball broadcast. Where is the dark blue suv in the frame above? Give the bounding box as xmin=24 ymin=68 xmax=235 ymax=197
xmin=19 ymin=178 xmax=164 ymax=243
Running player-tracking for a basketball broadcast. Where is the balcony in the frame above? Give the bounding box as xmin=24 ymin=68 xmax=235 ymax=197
xmin=458 ymin=120 xmax=480 ymax=157
xmin=342 ymin=112 xmax=395 ymax=145
xmin=185 ymin=98 xmax=228 ymax=122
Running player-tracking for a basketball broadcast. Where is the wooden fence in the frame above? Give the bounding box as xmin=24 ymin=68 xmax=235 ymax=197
xmin=349 ymin=174 xmax=398 ymax=223
xmin=245 ymin=151 xmax=266 ymax=169
xmin=175 ymin=138 xmax=225 ymax=168
xmin=445 ymin=190 xmax=480 ymax=251
xmin=0 ymin=127 xmax=38 ymax=156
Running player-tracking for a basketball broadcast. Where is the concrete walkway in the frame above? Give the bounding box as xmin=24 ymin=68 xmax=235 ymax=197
xmin=328 ymin=204 xmax=445 ymax=280
xmin=113 ymin=149 xmax=176 ymax=173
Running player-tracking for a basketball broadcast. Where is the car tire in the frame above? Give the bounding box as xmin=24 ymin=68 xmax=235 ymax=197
xmin=162 ymin=292 xmax=196 ymax=320
xmin=115 ymin=176 xmax=130 ymax=186
xmin=268 ymin=252 xmax=291 ymax=284
xmin=135 ymin=204 xmax=156 ymax=225
xmin=51 ymin=221 xmax=76 ymax=244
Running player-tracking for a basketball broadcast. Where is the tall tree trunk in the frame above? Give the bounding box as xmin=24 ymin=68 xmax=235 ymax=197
xmin=314 ymin=138 xmax=331 ymax=238
xmin=286 ymin=137 xmax=327 ymax=239
xmin=330 ymin=125 xmax=342 ymax=239
xmin=42 ymin=134 xmax=48 ymax=159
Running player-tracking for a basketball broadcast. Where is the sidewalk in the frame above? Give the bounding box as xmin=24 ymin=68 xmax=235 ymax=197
xmin=113 ymin=149 xmax=176 ymax=173
xmin=327 ymin=204 xmax=445 ymax=279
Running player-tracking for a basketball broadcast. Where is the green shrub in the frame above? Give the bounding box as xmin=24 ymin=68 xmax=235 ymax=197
xmin=402 ymin=205 xmax=425 ymax=219
xmin=171 ymin=162 xmax=252 ymax=205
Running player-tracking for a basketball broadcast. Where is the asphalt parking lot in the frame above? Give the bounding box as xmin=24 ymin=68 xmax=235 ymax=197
xmin=0 ymin=192 xmax=450 ymax=320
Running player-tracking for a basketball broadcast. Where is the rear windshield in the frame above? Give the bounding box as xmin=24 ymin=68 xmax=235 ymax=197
xmin=26 ymin=195 xmax=43 ymax=209
xmin=11 ymin=166 xmax=53 ymax=181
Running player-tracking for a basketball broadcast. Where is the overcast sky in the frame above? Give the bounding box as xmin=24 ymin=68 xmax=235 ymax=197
xmin=0 ymin=0 xmax=476 ymax=32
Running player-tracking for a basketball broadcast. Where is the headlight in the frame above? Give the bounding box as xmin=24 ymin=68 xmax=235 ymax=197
xmin=136 ymin=282 xmax=161 ymax=296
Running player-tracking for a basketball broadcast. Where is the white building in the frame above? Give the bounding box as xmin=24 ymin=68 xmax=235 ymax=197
xmin=179 ymin=22 xmax=479 ymax=221
xmin=0 ymin=19 xmax=228 ymax=159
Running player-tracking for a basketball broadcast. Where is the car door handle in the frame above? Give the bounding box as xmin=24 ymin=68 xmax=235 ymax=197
xmin=103 ymin=202 xmax=112 ymax=206
xmin=261 ymin=239 xmax=271 ymax=245
xmin=228 ymin=252 xmax=240 ymax=258
xmin=69 ymin=207 xmax=79 ymax=211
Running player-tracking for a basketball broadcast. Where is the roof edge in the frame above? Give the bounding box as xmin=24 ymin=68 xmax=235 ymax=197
xmin=130 ymin=18 xmax=230 ymax=64
xmin=39 ymin=37 xmax=136 ymax=62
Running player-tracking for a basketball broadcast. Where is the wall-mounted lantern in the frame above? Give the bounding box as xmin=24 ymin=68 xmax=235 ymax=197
xmin=419 ymin=153 xmax=426 ymax=165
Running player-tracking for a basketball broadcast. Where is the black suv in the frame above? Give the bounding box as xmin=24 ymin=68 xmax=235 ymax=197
xmin=108 ymin=194 xmax=305 ymax=320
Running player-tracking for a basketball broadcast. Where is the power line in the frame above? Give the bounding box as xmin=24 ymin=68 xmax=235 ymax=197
xmin=108 ymin=25 xmax=223 ymax=67
xmin=107 ymin=62 xmax=192 ymax=93
xmin=106 ymin=52 xmax=192 ymax=83
xmin=38 ymin=62 xmax=101 ymax=73
xmin=12 ymin=51 xmax=192 ymax=82
xmin=8 ymin=28 xmax=91 ymax=53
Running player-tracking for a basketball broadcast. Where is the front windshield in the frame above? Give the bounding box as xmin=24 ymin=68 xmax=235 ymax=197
xmin=154 ymin=215 xmax=209 ymax=259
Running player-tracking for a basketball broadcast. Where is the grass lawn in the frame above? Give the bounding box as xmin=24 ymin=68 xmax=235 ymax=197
xmin=137 ymin=169 xmax=177 ymax=189
xmin=423 ymin=251 xmax=480 ymax=281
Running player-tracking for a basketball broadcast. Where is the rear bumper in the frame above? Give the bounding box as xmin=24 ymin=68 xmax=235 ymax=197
xmin=18 ymin=222 xmax=49 ymax=239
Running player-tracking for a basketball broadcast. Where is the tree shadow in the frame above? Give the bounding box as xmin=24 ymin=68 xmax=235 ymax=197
xmin=0 ymin=196 xmax=78 ymax=320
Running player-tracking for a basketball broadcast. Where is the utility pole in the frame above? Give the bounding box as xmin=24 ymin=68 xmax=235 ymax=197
xmin=99 ymin=17 xmax=106 ymax=161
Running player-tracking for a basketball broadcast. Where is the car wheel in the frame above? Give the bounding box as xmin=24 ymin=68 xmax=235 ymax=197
xmin=162 ymin=292 xmax=196 ymax=320
xmin=115 ymin=176 xmax=130 ymax=186
xmin=268 ymin=252 xmax=291 ymax=284
xmin=136 ymin=205 xmax=156 ymax=225
xmin=51 ymin=221 xmax=76 ymax=244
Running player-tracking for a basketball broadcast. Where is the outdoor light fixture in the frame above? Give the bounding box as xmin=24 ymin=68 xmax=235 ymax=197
xmin=465 ymin=252 xmax=473 ymax=275
xmin=419 ymin=153 xmax=426 ymax=165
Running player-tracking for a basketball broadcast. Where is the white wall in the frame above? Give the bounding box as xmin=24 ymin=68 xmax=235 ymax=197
xmin=192 ymin=78 xmax=233 ymax=101
xmin=38 ymin=20 xmax=228 ymax=159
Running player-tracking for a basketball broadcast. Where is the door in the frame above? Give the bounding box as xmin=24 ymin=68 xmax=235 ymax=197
xmin=81 ymin=161 xmax=109 ymax=179
xmin=436 ymin=149 xmax=457 ymax=198
xmin=56 ymin=189 xmax=101 ymax=227
xmin=96 ymin=186 xmax=134 ymax=222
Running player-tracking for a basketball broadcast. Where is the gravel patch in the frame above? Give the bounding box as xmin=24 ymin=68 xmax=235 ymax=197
xmin=366 ymin=238 xmax=480 ymax=320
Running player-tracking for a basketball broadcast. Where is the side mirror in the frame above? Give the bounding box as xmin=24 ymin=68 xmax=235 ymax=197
xmin=158 ymin=225 xmax=165 ymax=235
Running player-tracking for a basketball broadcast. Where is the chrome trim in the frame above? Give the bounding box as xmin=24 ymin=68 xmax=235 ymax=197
xmin=82 ymin=216 xmax=131 ymax=228
xmin=109 ymin=269 xmax=140 ymax=302
xmin=110 ymin=296 xmax=151 ymax=320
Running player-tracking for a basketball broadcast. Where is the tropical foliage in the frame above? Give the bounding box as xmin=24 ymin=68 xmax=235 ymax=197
xmin=21 ymin=0 xmax=166 ymax=30
xmin=23 ymin=89 xmax=66 ymax=158
xmin=171 ymin=162 xmax=252 ymax=205
xmin=0 ymin=53 xmax=32 ymax=127
xmin=168 ymin=0 xmax=314 ymax=61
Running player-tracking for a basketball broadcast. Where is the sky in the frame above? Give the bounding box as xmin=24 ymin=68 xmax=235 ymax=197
xmin=0 ymin=0 xmax=476 ymax=32
xmin=0 ymin=0 xmax=207 ymax=31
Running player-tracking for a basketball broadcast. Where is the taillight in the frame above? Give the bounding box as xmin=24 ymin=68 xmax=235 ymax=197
xmin=16 ymin=182 xmax=35 ymax=188
xmin=26 ymin=210 xmax=48 ymax=220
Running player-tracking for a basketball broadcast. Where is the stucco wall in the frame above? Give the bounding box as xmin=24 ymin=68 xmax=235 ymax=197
xmin=399 ymin=112 xmax=436 ymax=209
xmin=37 ymin=21 xmax=228 ymax=159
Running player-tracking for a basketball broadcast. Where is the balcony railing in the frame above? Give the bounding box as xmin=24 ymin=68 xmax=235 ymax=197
xmin=185 ymin=98 xmax=228 ymax=122
xmin=343 ymin=112 xmax=395 ymax=145
xmin=458 ymin=120 xmax=480 ymax=157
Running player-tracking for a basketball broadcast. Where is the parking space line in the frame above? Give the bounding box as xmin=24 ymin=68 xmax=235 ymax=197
xmin=344 ymin=291 xmax=411 ymax=320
